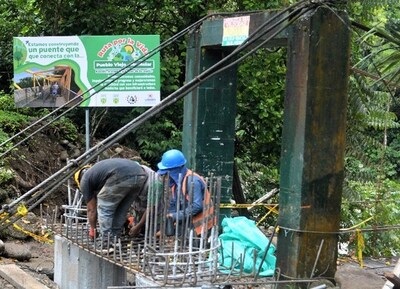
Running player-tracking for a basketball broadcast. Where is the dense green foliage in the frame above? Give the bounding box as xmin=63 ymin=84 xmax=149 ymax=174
xmin=0 ymin=0 xmax=399 ymax=256
xmin=340 ymin=1 xmax=400 ymax=255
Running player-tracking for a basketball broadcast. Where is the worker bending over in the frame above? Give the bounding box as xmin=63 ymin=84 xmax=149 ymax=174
xmin=74 ymin=158 xmax=156 ymax=240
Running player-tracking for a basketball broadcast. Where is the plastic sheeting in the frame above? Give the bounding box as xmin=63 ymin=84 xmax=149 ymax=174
xmin=218 ymin=216 xmax=276 ymax=277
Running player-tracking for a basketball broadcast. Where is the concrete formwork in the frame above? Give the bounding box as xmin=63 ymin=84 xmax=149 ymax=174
xmin=54 ymin=235 xmax=127 ymax=289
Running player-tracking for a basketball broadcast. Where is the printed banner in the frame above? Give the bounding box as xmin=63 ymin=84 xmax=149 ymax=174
xmin=13 ymin=35 xmax=160 ymax=107
xmin=222 ymin=16 xmax=250 ymax=46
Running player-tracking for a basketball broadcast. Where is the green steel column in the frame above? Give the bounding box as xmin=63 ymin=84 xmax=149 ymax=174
xmin=276 ymin=6 xmax=350 ymax=286
xmin=183 ymin=32 xmax=237 ymax=218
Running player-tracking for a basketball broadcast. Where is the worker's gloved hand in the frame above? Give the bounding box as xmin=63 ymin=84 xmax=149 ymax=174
xmin=89 ymin=227 xmax=96 ymax=239
xmin=129 ymin=225 xmax=141 ymax=237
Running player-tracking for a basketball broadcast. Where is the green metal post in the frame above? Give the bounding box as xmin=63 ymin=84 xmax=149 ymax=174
xmin=182 ymin=11 xmax=289 ymax=220
xmin=276 ymin=7 xmax=351 ymax=286
xmin=183 ymin=31 xmax=237 ymax=219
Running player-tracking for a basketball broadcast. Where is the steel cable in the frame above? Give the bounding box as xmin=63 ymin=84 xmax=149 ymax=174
xmin=0 ymin=1 xmax=313 ymax=228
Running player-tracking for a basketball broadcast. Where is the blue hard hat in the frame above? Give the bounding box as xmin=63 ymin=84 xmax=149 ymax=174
xmin=157 ymin=149 xmax=187 ymax=170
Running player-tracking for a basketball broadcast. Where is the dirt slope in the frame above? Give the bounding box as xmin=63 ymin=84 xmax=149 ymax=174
xmin=0 ymin=125 xmax=142 ymax=288
xmin=2 ymin=126 xmax=142 ymax=212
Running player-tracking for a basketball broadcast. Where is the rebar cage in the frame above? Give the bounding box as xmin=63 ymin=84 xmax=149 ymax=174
xmin=56 ymin=172 xmax=223 ymax=287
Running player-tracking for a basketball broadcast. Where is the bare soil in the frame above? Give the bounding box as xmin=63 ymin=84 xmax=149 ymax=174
xmin=0 ymin=124 xmax=143 ymax=288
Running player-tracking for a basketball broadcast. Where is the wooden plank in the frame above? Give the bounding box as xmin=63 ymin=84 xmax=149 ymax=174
xmin=0 ymin=264 xmax=50 ymax=289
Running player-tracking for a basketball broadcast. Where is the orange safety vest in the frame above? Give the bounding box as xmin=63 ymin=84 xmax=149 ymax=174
xmin=171 ymin=169 xmax=215 ymax=236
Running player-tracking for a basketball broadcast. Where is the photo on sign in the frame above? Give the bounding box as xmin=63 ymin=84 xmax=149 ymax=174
xmin=14 ymin=65 xmax=82 ymax=108
xmin=13 ymin=35 xmax=160 ymax=108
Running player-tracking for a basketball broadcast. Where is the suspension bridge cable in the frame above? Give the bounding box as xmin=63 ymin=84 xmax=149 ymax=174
xmin=0 ymin=1 xmax=312 ymax=226
xmin=0 ymin=1 xmax=316 ymax=228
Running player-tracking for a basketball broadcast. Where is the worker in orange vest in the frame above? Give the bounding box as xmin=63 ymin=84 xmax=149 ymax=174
xmin=157 ymin=149 xmax=214 ymax=236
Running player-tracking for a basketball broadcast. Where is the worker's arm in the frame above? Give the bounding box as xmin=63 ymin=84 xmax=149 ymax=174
xmin=173 ymin=177 xmax=204 ymax=221
xmin=87 ymin=197 xmax=97 ymax=232
xmin=129 ymin=209 xmax=147 ymax=237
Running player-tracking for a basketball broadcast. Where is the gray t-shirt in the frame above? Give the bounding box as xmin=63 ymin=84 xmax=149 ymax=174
xmin=80 ymin=158 xmax=146 ymax=203
xmin=131 ymin=165 xmax=155 ymax=213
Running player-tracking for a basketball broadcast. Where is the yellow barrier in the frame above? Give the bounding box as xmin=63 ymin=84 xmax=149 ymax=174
xmin=0 ymin=204 xmax=53 ymax=244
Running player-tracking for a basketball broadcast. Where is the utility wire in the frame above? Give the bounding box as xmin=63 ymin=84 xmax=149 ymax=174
xmin=0 ymin=1 xmax=312 ymax=228
xmin=278 ymin=224 xmax=400 ymax=235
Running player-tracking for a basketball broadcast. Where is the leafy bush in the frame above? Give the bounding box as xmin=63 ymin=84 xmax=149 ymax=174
xmin=49 ymin=116 xmax=79 ymax=142
xmin=341 ymin=179 xmax=400 ymax=256
xmin=0 ymin=110 xmax=30 ymax=133
xmin=235 ymin=155 xmax=279 ymax=226
xmin=0 ymin=166 xmax=14 ymax=185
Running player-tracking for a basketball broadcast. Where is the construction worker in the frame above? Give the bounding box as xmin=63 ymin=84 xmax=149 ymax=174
xmin=157 ymin=149 xmax=214 ymax=236
xmin=51 ymin=82 xmax=59 ymax=98
xmin=74 ymin=158 xmax=155 ymax=240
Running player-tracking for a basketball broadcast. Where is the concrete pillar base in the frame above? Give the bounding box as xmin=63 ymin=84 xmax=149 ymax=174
xmin=54 ymin=235 xmax=127 ymax=289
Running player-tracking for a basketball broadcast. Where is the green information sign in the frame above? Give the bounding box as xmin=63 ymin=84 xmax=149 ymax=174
xmin=13 ymin=35 xmax=160 ymax=107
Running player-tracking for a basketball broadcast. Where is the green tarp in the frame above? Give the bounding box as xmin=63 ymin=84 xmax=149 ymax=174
xmin=218 ymin=216 xmax=276 ymax=277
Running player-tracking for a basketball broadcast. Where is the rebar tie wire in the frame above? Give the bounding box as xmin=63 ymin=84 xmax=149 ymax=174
xmin=0 ymin=0 xmax=323 ymax=229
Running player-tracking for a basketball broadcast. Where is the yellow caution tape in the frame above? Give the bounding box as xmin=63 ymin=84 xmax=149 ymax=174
xmin=341 ymin=216 xmax=374 ymax=231
xmin=12 ymin=222 xmax=54 ymax=244
xmin=356 ymin=229 xmax=364 ymax=268
xmin=220 ymin=203 xmax=278 ymax=208
xmin=17 ymin=204 xmax=28 ymax=217
xmin=220 ymin=203 xmax=279 ymax=215
xmin=257 ymin=204 xmax=279 ymax=226
xmin=0 ymin=204 xmax=53 ymax=244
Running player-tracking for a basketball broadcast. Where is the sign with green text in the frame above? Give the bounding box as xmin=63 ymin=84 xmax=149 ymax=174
xmin=13 ymin=35 xmax=160 ymax=107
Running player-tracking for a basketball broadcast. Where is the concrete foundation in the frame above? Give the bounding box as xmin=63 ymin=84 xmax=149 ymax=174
xmin=54 ymin=235 xmax=127 ymax=289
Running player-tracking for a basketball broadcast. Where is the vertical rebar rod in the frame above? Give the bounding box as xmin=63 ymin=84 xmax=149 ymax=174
xmin=255 ymin=221 xmax=278 ymax=280
xmin=113 ymin=235 xmax=117 ymax=260
xmin=238 ymin=253 xmax=244 ymax=277
xmin=60 ymin=215 xmax=64 ymax=237
xmin=152 ymin=175 xmax=159 ymax=249
xmin=129 ymin=240 xmax=133 ymax=265
xmin=308 ymin=239 xmax=325 ymax=289
xmin=144 ymin=194 xmax=150 ymax=251
xmin=159 ymin=174 xmax=169 ymax=252
xmin=136 ymin=243 xmax=140 ymax=269
xmin=78 ymin=223 xmax=86 ymax=246
xmin=253 ymin=249 xmax=258 ymax=276
xmin=118 ymin=238 xmax=123 ymax=261
xmin=148 ymin=188 xmax=155 ymax=248
xmin=188 ymin=229 xmax=193 ymax=274
xmin=173 ymin=173 xmax=182 ymax=275
xmin=65 ymin=217 xmax=69 ymax=239
xmin=181 ymin=176 xmax=189 ymax=252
